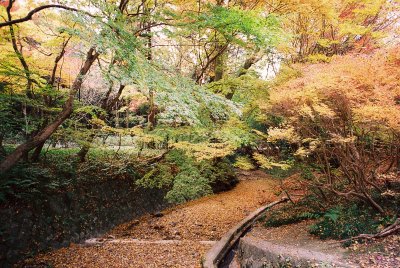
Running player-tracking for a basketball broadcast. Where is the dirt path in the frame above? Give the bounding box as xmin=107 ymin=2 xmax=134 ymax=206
xmin=23 ymin=171 xmax=280 ymax=268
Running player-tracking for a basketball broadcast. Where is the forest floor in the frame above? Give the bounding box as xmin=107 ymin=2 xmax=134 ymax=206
xmin=21 ymin=170 xmax=399 ymax=268
xmin=22 ymin=170 xmax=282 ymax=268
xmin=245 ymin=218 xmax=400 ymax=268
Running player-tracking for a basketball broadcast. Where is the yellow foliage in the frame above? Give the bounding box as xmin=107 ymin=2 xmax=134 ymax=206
xmin=89 ymin=118 xmax=106 ymax=127
xmin=267 ymin=126 xmax=300 ymax=143
xmin=253 ymin=153 xmax=291 ymax=170
xmin=353 ymin=105 xmax=400 ymax=131
xmin=328 ymin=134 xmax=357 ymax=144
xmin=306 ymin=54 xmax=332 ymax=63
xmin=294 ymin=147 xmax=309 ymax=158
xmin=295 ymin=139 xmax=320 ymax=158
xmin=171 ymin=141 xmax=235 ymax=161
xmin=268 ymin=47 xmax=400 ymax=134
xmin=313 ymin=103 xmax=336 ymax=119
xmin=233 ymin=156 xmax=255 ymax=170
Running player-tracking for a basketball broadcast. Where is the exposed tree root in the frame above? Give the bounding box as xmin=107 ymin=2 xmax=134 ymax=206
xmin=336 ymin=218 xmax=400 ymax=243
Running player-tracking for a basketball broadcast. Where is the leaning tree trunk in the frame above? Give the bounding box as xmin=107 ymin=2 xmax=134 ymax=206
xmin=30 ymin=39 xmax=71 ymax=162
xmin=0 ymin=47 xmax=99 ymax=173
xmin=0 ymin=133 xmax=6 ymax=157
xmin=76 ymin=84 xmax=126 ymax=162
xmin=225 ymin=53 xmax=262 ymax=100
xmin=31 ymin=140 xmax=46 ymax=162
xmin=6 ymin=2 xmax=33 ymax=98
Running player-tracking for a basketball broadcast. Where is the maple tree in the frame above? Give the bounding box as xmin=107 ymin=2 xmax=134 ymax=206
xmin=1 ymin=0 xmax=398 ymax=203
xmin=0 ymin=2 xmax=399 ymax=262
xmin=261 ymin=0 xmax=400 ymax=61
xmin=264 ymin=47 xmax=400 ymax=213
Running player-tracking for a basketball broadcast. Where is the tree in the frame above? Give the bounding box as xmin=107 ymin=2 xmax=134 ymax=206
xmin=157 ymin=0 xmax=281 ymax=84
xmin=265 ymin=47 xmax=400 ymax=213
xmin=261 ymin=0 xmax=399 ymax=61
xmin=0 ymin=47 xmax=99 ymax=173
xmin=0 ymin=0 xmax=128 ymax=172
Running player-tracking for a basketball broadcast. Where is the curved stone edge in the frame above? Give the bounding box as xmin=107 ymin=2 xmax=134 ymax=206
xmin=202 ymin=197 xmax=289 ymax=268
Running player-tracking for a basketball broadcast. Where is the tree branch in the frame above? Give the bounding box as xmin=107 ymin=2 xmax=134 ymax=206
xmin=335 ymin=218 xmax=400 ymax=243
xmin=0 ymin=4 xmax=97 ymax=28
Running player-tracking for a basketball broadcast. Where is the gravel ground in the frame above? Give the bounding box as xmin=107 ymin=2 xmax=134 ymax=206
xmin=21 ymin=172 xmax=280 ymax=268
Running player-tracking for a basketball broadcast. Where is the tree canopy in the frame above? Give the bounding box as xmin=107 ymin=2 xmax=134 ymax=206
xmin=0 ymin=0 xmax=399 ymax=233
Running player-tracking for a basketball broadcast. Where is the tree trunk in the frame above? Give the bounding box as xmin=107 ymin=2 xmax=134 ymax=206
xmin=30 ymin=38 xmax=71 ymax=161
xmin=147 ymin=90 xmax=156 ymax=130
xmin=0 ymin=133 xmax=6 ymax=157
xmin=6 ymin=1 xmax=33 ymax=97
xmin=105 ymin=84 xmax=125 ymax=112
xmin=77 ymin=84 xmax=125 ymax=162
xmin=0 ymin=47 xmax=99 ymax=173
xmin=225 ymin=53 xmax=262 ymax=100
xmin=238 ymin=52 xmax=262 ymax=77
xmin=73 ymin=0 xmax=129 ymax=162
xmin=195 ymin=44 xmax=228 ymax=84
xmin=31 ymin=141 xmax=45 ymax=162
xmin=77 ymin=142 xmax=91 ymax=162
xmin=50 ymin=37 xmax=71 ymax=87
xmin=213 ymin=44 xmax=225 ymax=82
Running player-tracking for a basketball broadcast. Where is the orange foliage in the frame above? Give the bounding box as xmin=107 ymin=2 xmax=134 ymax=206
xmin=266 ymin=47 xmax=400 ymax=212
xmin=268 ymin=47 xmax=400 ymax=132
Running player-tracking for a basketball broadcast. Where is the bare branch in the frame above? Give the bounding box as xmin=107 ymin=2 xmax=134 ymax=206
xmin=0 ymin=4 xmax=97 ymax=28
xmin=334 ymin=218 xmax=400 ymax=243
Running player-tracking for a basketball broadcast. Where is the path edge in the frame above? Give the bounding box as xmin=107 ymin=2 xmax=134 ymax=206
xmin=202 ymin=197 xmax=288 ymax=268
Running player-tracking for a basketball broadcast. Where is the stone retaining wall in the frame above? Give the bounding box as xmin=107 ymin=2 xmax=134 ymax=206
xmin=237 ymin=236 xmax=355 ymax=268
xmin=0 ymin=178 xmax=168 ymax=267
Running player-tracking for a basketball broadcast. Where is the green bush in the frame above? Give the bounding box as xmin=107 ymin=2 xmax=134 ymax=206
xmin=309 ymin=204 xmax=395 ymax=243
xmin=264 ymin=196 xmax=323 ymax=227
xmin=137 ymin=149 xmax=236 ymax=204
xmin=1 ymin=147 xmax=236 ymax=205
xmin=0 ymin=148 xmax=142 ymax=203
xmin=165 ymin=168 xmax=212 ymax=203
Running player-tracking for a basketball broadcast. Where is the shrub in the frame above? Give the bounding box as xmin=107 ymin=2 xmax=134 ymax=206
xmin=165 ymin=168 xmax=212 ymax=203
xmin=0 ymin=148 xmax=142 ymax=203
xmin=306 ymin=53 xmax=331 ymax=63
xmin=264 ymin=196 xmax=323 ymax=227
xmin=265 ymin=47 xmax=400 ymax=213
xmin=309 ymin=204 xmax=395 ymax=243
xmin=233 ymin=156 xmax=255 ymax=170
xmin=137 ymin=149 xmax=237 ymax=204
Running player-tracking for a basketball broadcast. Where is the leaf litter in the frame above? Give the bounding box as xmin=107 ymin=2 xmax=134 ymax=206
xmin=22 ymin=172 xmax=280 ymax=267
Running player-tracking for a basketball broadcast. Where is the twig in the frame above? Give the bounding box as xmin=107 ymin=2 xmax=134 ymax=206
xmin=333 ymin=218 xmax=400 ymax=244
xmin=145 ymin=150 xmax=169 ymax=165
xmin=0 ymin=4 xmax=98 ymax=28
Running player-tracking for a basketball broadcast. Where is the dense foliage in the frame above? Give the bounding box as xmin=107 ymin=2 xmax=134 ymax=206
xmin=0 ymin=0 xmax=399 ymax=240
xmin=264 ymin=48 xmax=400 ymax=214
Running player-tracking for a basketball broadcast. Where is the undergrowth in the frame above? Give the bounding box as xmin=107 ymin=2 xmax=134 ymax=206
xmin=310 ymin=203 xmax=397 ymax=243
xmin=264 ymin=195 xmax=323 ymax=227
xmin=264 ymin=193 xmax=399 ymax=246
xmin=0 ymin=148 xmax=142 ymax=203
xmin=136 ymin=149 xmax=237 ymax=204
xmin=0 ymin=147 xmax=237 ymax=205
